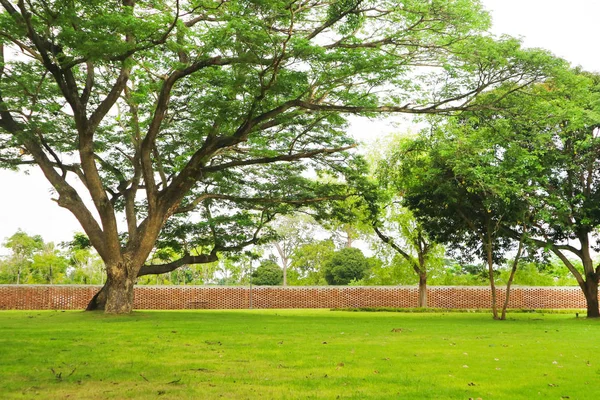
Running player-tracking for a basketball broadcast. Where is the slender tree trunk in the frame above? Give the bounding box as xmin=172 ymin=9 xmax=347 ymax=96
xmin=500 ymin=233 xmax=525 ymax=320
xmin=486 ymin=242 xmax=498 ymax=319
xmin=500 ymin=260 xmax=519 ymax=320
xmin=282 ymin=258 xmax=288 ymax=286
xmin=418 ymin=272 xmax=427 ymax=308
xmin=583 ymin=279 xmax=600 ymax=318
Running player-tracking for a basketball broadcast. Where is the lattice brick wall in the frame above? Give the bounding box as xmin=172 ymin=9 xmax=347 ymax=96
xmin=0 ymin=285 xmax=590 ymax=310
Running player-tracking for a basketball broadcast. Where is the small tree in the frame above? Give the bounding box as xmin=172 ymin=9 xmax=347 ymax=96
xmin=267 ymin=214 xmax=318 ymax=286
xmin=3 ymin=230 xmax=44 ymax=284
xmin=251 ymin=260 xmax=283 ymax=286
xmin=323 ymin=247 xmax=369 ymax=285
xmin=289 ymin=239 xmax=335 ymax=285
xmin=371 ymin=202 xmax=443 ymax=307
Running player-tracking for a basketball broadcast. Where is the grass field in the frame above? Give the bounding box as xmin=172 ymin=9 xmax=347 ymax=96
xmin=0 ymin=309 xmax=599 ymax=399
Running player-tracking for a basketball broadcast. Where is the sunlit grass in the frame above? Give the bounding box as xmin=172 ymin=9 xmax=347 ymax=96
xmin=0 ymin=309 xmax=598 ymax=399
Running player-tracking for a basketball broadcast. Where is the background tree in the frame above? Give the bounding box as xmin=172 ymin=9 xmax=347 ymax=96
xmin=251 ymin=260 xmax=283 ymax=286
xmin=323 ymin=247 xmax=369 ymax=285
xmin=2 ymin=229 xmax=44 ymax=284
xmin=370 ymin=201 xmax=443 ymax=307
xmin=30 ymin=242 xmax=69 ymax=284
xmin=0 ymin=0 xmax=553 ymax=313
xmin=267 ymin=214 xmax=317 ymax=286
xmin=288 ymin=239 xmax=335 ymax=285
xmin=64 ymin=233 xmax=105 ymax=285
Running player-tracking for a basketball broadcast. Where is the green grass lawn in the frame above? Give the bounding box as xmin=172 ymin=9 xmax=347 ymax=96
xmin=0 ymin=309 xmax=599 ymax=399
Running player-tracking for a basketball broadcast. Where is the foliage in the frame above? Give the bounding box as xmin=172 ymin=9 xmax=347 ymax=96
xmin=288 ymin=239 xmax=335 ymax=286
xmin=323 ymin=247 xmax=370 ymax=285
xmin=251 ymin=259 xmax=283 ymax=286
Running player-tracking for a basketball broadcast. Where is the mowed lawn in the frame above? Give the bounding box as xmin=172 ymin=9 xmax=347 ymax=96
xmin=0 ymin=310 xmax=599 ymax=399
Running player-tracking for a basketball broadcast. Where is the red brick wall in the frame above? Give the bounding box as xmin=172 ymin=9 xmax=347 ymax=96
xmin=0 ymin=285 xmax=590 ymax=310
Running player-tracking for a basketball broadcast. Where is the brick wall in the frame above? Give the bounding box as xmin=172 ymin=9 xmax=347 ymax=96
xmin=0 ymin=285 xmax=590 ymax=310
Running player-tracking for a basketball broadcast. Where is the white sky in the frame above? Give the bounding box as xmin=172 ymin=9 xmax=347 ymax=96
xmin=1 ymin=0 xmax=599 ymax=252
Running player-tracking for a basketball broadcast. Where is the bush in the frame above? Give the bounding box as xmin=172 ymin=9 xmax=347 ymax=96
xmin=323 ymin=248 xmax=369 ymax=285
xmin=251 ymin=260 xmax=283 ymax=285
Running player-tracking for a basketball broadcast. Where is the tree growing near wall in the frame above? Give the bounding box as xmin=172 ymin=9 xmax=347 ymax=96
xmin=390 ymin=122 xmax=532 ymax=319
xmin=395 ymin=67 xmax=600 ymax=318
xmin=251 ymin=259 xmax=283 ymax=286
xmin=0 ymin=0 xmax=552 ymax=313
xmin=289 ymin=239 xmax=335 ymax=285
xmin=323 ymin=247 xmax=369 ymax=285
xmin=266 ymin=213 xmax=317 ymax=286
xmin=370 ymin=201 xmax=442 ymax=307
xmin=470 ymin=69 xmax=600 ymax=318
xmin=2 ymin=230 xmax=44 ymax=284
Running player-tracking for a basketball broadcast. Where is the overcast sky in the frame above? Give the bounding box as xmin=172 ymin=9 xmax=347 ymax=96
xmin=1 ymin=0 xmax=599 ymax=252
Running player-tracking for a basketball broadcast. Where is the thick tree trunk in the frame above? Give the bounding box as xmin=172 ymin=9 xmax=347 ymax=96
xmin=86 ymin=261 xmax=137 ymax=313
xmin=418 ymin=272 xmax=427 ymax=308
xmin=583 ymin=279 xmax=600 ymax=318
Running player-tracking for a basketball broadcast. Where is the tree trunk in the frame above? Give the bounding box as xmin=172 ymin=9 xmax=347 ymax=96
xmin=500 ymin=261 xmax=518 ymax=320
xmin=86 ymin=262 xmax=137 ymax=313
xmin=583 ymin=279 xmax=600 ymax=318
xmin=486 ymin=242 xmax=499 ymax=320
xmin=86 ymin=282 xmax=108 ymax=311
xmin=418 ymin=272 xmax=427 ymax=308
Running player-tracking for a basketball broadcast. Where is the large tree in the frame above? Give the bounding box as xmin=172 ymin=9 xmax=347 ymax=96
xmin=0 ymin=0 xmax=551 ymax=313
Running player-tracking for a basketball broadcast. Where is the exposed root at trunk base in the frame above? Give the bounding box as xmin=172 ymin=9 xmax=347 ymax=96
xmin=86 ymin=284 xmax=108 ymax=311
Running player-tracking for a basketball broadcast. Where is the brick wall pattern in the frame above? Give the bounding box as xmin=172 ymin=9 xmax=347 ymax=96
xmin=0 ymin=285 xmax=591 ymax=310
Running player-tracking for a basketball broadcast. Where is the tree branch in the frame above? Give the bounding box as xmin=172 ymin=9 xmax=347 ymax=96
xmin=202 ymin=144 xmax=356 ymax=173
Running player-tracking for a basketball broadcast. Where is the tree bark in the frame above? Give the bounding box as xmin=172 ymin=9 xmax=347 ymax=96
xmin=86 ymin=261 xmax=137 ymax=313
xmin=418 ymin=272 xmax=427 ymax=308
xmin=486 ymin=241 xmax=499 ymax=320
xmin=583 ymin=278 xmax=600 ymax=318
xmin=500 ymin=258 xmax=519 ymax=321
xmin=500 ymin=232 xmax=525 ymax=320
